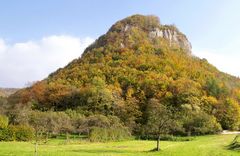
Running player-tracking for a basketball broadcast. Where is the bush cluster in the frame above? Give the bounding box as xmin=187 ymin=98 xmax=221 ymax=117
xmin=0 ymin=115 xmax=34 ymax=141
xmin=89 ymin=127 xmax=130 ymax=142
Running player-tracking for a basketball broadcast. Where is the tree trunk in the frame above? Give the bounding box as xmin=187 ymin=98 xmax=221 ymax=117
xmin=157 ymin=135 xmax=160 ymax=151
xmin=34 ymin=142 xmax=38 ymax=156
xmin=34 ymin=132 xmax=38 ymax=156
xmin=46 ymin=132 xmax=49 ymax=142
xmin=66 ymin=132 xmax=69 ymax=142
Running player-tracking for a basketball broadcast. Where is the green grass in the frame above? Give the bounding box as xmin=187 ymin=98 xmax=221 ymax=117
xmin=0 ymin=134 xmax=239 ymax=156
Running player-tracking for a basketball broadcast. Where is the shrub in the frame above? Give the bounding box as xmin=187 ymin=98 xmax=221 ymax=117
xmin=78 ymin=115 xmax=113 ymax=134
xmin=0 ymin=128 xmax=14 ymax=141
xmin=10 ymin=125 xmax=34 ymax=141
xmin=0 ymin=115 xmax=8 ymax=129
xmin=183 ymin=111 xmax=222 ymax=135
xmin=89 ymin=127 xmax=130 ymax=142
xmin=80 ymin=115 xmax=130 ymax=142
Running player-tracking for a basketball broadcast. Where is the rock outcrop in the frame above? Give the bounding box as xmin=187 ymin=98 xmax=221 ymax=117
xmin=108 ymin=15 xmax=192 ymax=54
xmin=149 ymin=27 xmax=192 ymax=53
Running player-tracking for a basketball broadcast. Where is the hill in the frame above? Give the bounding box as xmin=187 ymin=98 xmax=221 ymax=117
xmin=0 ymin=88 xmax=18 ymax=97
xmin=10 ymin=15 xmax=240 ymax=133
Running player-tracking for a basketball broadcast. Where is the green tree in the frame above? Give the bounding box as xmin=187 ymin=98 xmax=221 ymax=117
xmin=215 ymin=98 xmax=240 ymax=130
xmin=205 ymin=78 xmax=228 ymax=98
xmin=82 ymin=77 xmax=114 ymax=115
xmin=145 ymin=98 xmax=173 ymax=151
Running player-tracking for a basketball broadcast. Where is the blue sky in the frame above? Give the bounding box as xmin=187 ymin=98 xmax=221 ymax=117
xmin=0 ymin=0 xmax=240 ymax=87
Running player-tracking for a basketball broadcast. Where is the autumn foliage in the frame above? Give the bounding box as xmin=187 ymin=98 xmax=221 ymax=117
xmin=4 ymin=15 xmax=240 ymax=140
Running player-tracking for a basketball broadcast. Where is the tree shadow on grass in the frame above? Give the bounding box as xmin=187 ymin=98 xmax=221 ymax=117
xmin=71 ymin=149 xmax=136 ymax=154
xmin=226 ymin=135 xmax=240 ymax=151
xmin=148 ymin=148 xmax=160 ymax=152
xmin=71 ymin=148 xmax=157 ymax=155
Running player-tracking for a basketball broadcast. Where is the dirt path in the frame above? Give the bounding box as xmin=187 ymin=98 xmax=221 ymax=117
xmin=221 ymin=130 xmax=240 ymax=134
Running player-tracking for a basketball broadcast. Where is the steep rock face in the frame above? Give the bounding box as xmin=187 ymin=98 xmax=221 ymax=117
xmin=149 ymin=27 xmax=192 ymax=53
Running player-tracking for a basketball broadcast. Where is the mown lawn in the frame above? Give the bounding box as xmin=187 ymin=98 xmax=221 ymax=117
xmin=0 ymin=134 xmax=239 ymax=156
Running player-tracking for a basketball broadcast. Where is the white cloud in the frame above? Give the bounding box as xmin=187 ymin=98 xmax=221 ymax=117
xmin=192 ymin=48 xmax=240 ymax=78
xmin=0 ymin=35 xmax=94 ymax=88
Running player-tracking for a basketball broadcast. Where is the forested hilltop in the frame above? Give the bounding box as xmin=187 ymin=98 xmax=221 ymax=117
xmin=2 ymin=15 xmax=240 ymax=142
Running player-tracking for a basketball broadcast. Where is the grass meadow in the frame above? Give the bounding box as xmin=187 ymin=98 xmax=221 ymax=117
xmin=0 ymin=134 xmax=239 ymax=156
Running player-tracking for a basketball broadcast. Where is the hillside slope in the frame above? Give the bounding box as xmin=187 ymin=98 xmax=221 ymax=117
xmin=10 ymin=15 xmax=240 ymax=132
xmin=0 ymin=88 xmax=18 ymax=97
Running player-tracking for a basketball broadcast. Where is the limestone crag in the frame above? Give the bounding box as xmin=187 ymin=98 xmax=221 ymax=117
xmin=149 ymin=27 xmax=192 ymax=53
